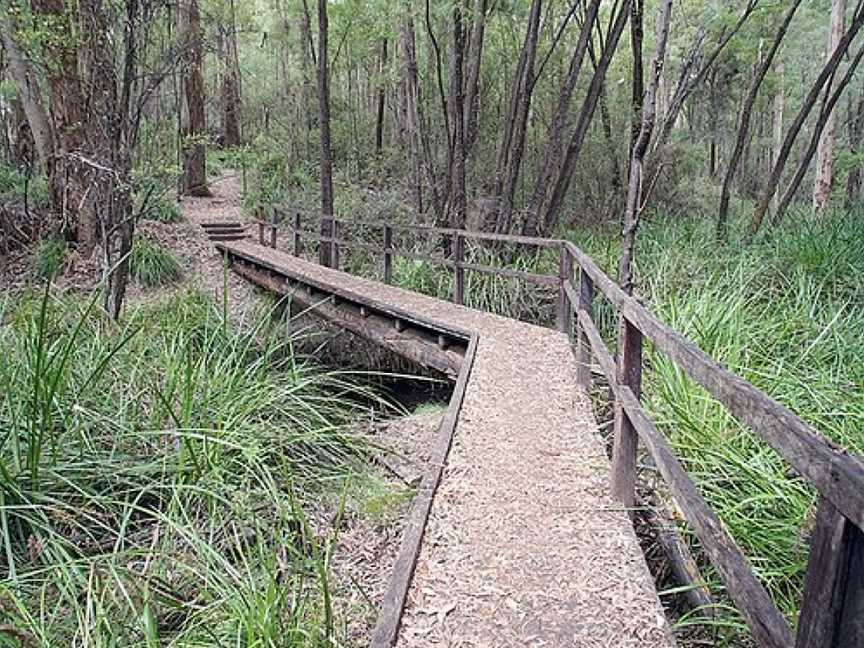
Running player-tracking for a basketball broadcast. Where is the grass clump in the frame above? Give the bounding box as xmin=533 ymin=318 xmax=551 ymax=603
xmin=31 ymin=233 xmax=67 ymax=279
xmin=0 ymin=287 xmax=379 ymax=645
xmin=140 ymin=192 xmax=182 ymax=223
xmin=131 ymin=234 xmax=183 ymax=287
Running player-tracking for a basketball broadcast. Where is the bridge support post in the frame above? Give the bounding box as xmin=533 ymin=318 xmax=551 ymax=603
xmin=556 ymin=245 xmax=573 ymax=333
xmin=383 ymin=224 xmax=393 ymax=284
xmin=269 ymin=224 xmax=277 ymax=248
xmin=453 ymin=233 xmax=465 ymax=305
xmin=293 ymin=212 xmax=301 ymax=256
xmin=611 ymin=317 xmax=642 ymax=511
xmin=796 ymin=496 xmax=864 ymax=648
xmin=576 ymin=269 xmax=594 ymax=389
xmin=331 ymin=219 xmax=340 ymax=269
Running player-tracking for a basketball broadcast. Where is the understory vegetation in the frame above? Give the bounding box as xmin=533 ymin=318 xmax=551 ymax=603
xmin=0 ymin=287 xmax=393 ymax=645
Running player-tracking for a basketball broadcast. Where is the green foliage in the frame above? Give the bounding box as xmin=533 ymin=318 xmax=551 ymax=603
xmin=0 ymin=163 xmax=49 ymax=208
xmin=130 ymin=234 xmax=183 ymax=287
xmin=139 ymin=191 xmax=182 ymax=223
xmin=0 ymin=288 xmax=378 ymax=645
xmin=32 ymin=233 xmax=66 ymax=279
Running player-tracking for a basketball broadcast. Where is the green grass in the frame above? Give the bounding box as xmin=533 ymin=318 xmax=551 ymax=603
xmin=140 ymin=193 xmax=182 ymax=224
xmin=131 ymin=235 xmax=183 ymax=288
xmin=32 ymin=233 xmax=67 ymax=280
xmin=0 ymin=287 xmax=389 ymax=645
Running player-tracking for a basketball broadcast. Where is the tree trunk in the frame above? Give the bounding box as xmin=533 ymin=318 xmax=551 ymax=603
xmin=494 ymin=0 xmax=542 ymax=234
xmin=0 ymin=16 xmax=53 ymax=173
xmin=317 ymin=0 xmax=334 ymax=266
xmin=375 ymin=38 xmax=388 ymax=155
xmin=748 ymin=0 xmax=864 ymax=241
xmin=619 ymin=0 xmax=673 ymax=295
xmin=179 ymin=0 xmax=209 ymax=196
xmin=773 ymin=41 xmax=864 ymax=226
xmin=629 ymin=0 xmax=644 ymax=156
xmin=716 ymin=0 xmax=803 ymax=241
xmin=450 ymin=0 xmax=466 ymax=230
xmin=521 ymin=0 xmax=601 ymax=236
xmin=540 ymin=0 xmax=631 ymax=236
xmin=219 ymin=0 xmax=242 ymax=149
xmin=813 ymin=0 xmax=846 ymax=217
xmin=30 ymin=0 xmax=98 ymax=254
xmin=463 ymin=0 xmax=487 ymax=157
xmin=771 ymin=62 xmax=785 ymax=214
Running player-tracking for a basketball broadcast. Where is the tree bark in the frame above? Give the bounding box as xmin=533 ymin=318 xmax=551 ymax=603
xmin=747 ymin=0 xmax=864 ymax=241
xmin=619 ymin=0 xmax=673 ymax=295
xmin=521 ymin=0 xmax=601 ymax=236
xmin=771 ymin=61 xmax=785 ymax=214
xmin=629 ymin=0 xmax=644 ymax=156
xmin=179 ymin=0 xmax=209 ymax=196
xmin=716 ymin=0 xmax=803 ymax=241
xmin=813 ymin=0 xmax=846 ymax=217
xmin=449 ymin=0 xmax=466 ymax=230
xmin=540 ymin=0 xmax=631 ymax=236
xmin=463 ymin=0 xmax=487 ymax=157
xmin=219 ymin=0 xmax=242 ymax=149
xmin=317 ymin=0 xmax=334 ymax=266
xmin=375 ymin=38 xmax=388 ymax=155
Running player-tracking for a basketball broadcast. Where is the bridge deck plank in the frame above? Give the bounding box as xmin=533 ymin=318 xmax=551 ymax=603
xmin=219 ymin=240 xmax=673 ymax=647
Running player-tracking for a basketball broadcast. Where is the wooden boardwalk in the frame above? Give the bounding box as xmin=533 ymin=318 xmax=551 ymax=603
xmin=217 ymin=239 xmax=673 ymax=647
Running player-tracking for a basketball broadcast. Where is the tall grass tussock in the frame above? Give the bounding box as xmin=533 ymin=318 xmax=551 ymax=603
xmin=0 ymin=286 xmax=382 ymax=645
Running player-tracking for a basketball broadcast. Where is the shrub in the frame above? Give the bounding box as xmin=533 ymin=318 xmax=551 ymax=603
xmin=130 ymin=234 xmax=183 ymax=287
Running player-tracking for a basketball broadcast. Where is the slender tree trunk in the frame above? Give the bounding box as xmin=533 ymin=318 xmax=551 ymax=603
xmin=463 ymin=0 xmax=487 ymax=157
xmin=317 ymin=0 xmax=334 ymax=266
xmin=813 ymin=0 xmax=846 ymax=217
xmin=375 ymin=38 xmax=388 ymax=155
xmin=299 ymin=0 xmax=315 ymax=145
xmin=771 ymin=62 xmax=785 ymax=214
xmin=494 ymin=0 xmax=542 ymax=234
xmin=618 ymin=0 xmax=673 ymax=295
xmin=629 ymin=0 xmax=644 ymax=156
xmin=450 ymin=0 xmax=466 ymax=230
xmin=773 ymin=41 xmax=864 ymax=226
xmin=716 ymin=0 xmax=802 ymax=241
xmin=748 ymin=0 xmax=864 ymax=240
xmin=179 ymin=0 xmax=209 ymax=196
xmin=541 ymin=0 xmax=631 ymax=236
xmin=521 ymin=0 xmax=601 ymax=236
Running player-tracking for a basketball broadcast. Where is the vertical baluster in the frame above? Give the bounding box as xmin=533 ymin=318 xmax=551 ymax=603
xmin=453 ymin=232 xmax=465 ymax=305
xmin=796 ymin=496 xmax=864 ymax=648
xmin=611 ymin=317 xmax=643 ymax=509
xmin=576 ymin=268 xmax=594 ymax=389
xmin=293 ymin=212 xmax=301 ymax=256
xmin=383 ymin=224 xmax=393 ymax=284
xmin=556 ymin=245 xmax=574 ymax=332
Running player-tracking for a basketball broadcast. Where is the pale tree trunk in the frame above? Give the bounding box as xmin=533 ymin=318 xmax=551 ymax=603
xmin=716 ymin=0 xmax=802 ymax=241
xmin=748 ymin=0 xmax=864 ymax=241
xmin=317 ymin=0 xmax=334 ymax=266
xmin=813 ymin=0 xmax=846 ymax=217
xmin=31 ymin=0 xmax=98 ymax=254
xmin=520 ymin=0 xmax=601 ymax=236
xmin=179 ymin=0 xmax=209 ymax=196
xmin=463 ymin=0 xmax=487 ymax=157
xmin=0 ymin=15 xmax=54 ymax=173
xmin=771 ymin=62 xmax=785 ymax=214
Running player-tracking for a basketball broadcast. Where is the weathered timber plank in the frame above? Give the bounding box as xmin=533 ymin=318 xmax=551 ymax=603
xmin=370 ymin=334 xmax=478 ymax=647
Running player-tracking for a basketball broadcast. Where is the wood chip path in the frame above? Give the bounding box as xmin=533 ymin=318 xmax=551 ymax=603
xmin=219 ymin=238 xmax=674 ymax=647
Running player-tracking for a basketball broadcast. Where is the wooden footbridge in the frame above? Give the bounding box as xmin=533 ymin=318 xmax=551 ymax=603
xmin=211 ymin=214 xmax=864 ymax=648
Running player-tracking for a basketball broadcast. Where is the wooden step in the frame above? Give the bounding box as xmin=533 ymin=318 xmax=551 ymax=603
xmin=201 ymin=222 xmax=244 ymax=230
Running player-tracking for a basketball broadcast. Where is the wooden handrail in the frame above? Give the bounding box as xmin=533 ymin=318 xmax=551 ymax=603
xmin=260 ymin=207 xmax=864 ymax=647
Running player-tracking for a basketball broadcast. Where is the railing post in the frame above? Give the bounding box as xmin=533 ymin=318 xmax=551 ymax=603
xmin=611 ymin=316 xmax=642 ymax=510
xmin=795 ymin=496 xmax=864 ymax=648
xmin=269 ymin=223 xmax=277 ymax=248
xmin=383 ymin=224 xmax=393 ymax=284
xmin=292 ymin=211 xmax=301 ymax=256
xmin=556 ymin=244 xmax=574 ymax=332
xmin=331 ymin=218 xmax=340 ymax=269
xmin=257 ymin=221 xmax=264 ymax=245
xmin=576 ymin=268 xmax=594 ymax=389
xmin=453 ymin=232 xmax=465 ymax=305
